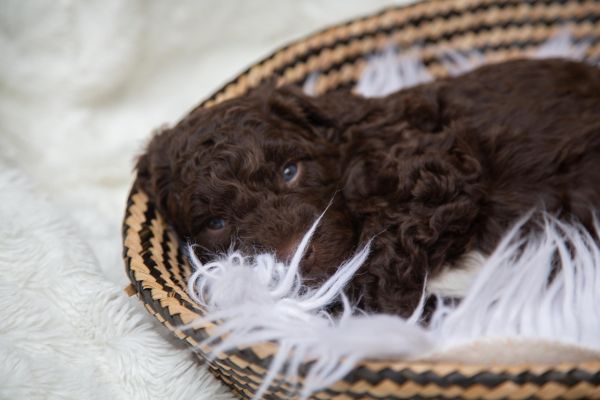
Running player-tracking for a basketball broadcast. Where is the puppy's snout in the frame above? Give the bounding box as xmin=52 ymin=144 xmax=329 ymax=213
xmin=304 ymin=243 xmax=316 ymax=265
xmin=276 ymin=238 xmax=301 ymax=263
xmin=276 ymin=237 xmax=317 ymax=266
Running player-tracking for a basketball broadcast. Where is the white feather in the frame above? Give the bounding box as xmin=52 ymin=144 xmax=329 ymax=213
xmin=354 ymin=46 xmax=434 ymax=96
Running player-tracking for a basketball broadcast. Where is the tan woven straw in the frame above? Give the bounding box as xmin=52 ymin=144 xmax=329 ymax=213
xmin=123 ymin=0 xmax=600 ymax=398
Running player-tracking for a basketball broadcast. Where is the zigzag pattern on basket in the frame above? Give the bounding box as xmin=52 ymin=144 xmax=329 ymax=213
xmin=123 ymin=0 xmax=600 ymax=398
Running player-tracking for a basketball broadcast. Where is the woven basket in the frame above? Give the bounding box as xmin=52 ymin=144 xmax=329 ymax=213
xmin=123 ymin=0 xmax=600 ymax=398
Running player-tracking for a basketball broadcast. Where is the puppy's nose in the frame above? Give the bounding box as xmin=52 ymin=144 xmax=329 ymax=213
xmin=275 ymin=239 xmax=315 ymax=265
xmin=303 ymin=243 xmax=316 ymax=266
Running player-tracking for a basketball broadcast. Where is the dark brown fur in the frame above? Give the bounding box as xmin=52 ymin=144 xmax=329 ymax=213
xmin=137 ymin=59 xmax=600 ymax=316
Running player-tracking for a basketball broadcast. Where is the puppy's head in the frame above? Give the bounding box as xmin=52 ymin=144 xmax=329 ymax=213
xmin=137 ymin=84 xmax=358 ymax=280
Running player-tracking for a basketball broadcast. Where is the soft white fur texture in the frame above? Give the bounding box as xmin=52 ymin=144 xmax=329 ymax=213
xmin=0 ymin=1 xmax=410 ymax=398
xmin=187 ymin=32 xmax=600 ymax=399
xmin=0 ymin=169 xmax=235 ymax=400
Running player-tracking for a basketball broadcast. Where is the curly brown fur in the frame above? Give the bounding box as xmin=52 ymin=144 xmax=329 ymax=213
xmin=137 ymin=59 xmax=600 ymax=316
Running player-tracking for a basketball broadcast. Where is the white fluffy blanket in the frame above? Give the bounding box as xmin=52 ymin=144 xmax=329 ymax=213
xmin=0 ymin=170 xmax=233 ymax=399
xmin=0 ymin=1 xmax=411 ymax=398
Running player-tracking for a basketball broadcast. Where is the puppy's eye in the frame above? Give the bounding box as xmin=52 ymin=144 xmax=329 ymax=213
xmin=282 ymin=162 xmax=298 ymax=183
xmin=206 ymin=217 xmax=225 ymax=231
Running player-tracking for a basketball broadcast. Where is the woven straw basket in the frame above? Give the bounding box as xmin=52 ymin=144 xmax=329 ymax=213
xmin=123 ymin=0 xmax=600 ymax=398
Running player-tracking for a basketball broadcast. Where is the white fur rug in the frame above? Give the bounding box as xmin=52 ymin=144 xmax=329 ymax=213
xmin=0 ymin=1 xmax=410 ymax=399
xmin=0 ymin=169 xmax=233 ymax=399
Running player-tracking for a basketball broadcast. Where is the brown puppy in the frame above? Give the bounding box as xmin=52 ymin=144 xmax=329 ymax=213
xmin=137 ymin=59 xmax=600 ymax=316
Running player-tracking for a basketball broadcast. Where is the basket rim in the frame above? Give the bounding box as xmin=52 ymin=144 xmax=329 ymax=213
xmin=123 ymin=0 xmax=600 ymax=397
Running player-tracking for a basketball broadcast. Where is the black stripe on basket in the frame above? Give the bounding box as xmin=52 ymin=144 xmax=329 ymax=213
xmin=171 ymin=312 xmax=209 ymax=342
xmin=341 ymin=365 xmax=600 ymax=388
xmin=320 ymin=389 xmax=459 ymax=400
xmin=215 ymin=361 xmax=287 ymax=397
xmin=176 ymin=238 xmax=194 ymax=281
xmin=199 ymin=351 xmax=290 ymax=399
xmin=140 ymin=249 xmax=201 ymax=314
xmin=199 ymin=0 xmax=598 ymax=106
xmin=218 ymin=374 xmax=254 ymax=400
xmin=270 ymin=3 xmax=600 ymax=78
xmin=186 ymin=341 xmax=593 ymax=396
xmin=223 ymin=365 xmax=600 ymax=400
xmin=133 ymin=209 xmax=185 ymax=306
xmin=197 ymin=345 xmax=306 ymax=396
xmin=294 ymin=24 xmax=600 ymax=76
xmin=134 ymin=205 xmax=201 ymax=316
xmin=281 ymin=34 xmax=600 ymax=90
xmin=317 ymin=386 xmax=431 ymax=400
xmin=161 ymin=228 xmax=189 ymax=291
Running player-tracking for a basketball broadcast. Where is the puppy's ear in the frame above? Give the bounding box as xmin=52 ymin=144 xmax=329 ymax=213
xmin=135 ymin=128 xmax=176 ymax=215
xmin=398 ymin=87 xmax=442 ymax=133
xmin=266 ymin=85 xmax=337 ymax=134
